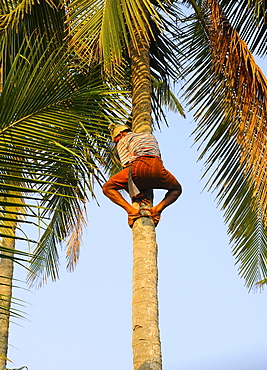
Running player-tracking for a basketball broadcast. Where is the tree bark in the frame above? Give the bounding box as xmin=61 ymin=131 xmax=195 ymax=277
xmin=0 ymin=233 xmax=15 ymax=368
xmin=131 ymin=31 xmax=152 ymax=135
xmin=0 ymin=195 xmax=20 ymax=368
xmin=130 ymin=17 xmax=162 ymax=370
xmin=132 ymin=213 xmax=162 ymax=370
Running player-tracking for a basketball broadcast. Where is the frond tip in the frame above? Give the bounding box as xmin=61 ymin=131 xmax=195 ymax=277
xmin=65 ymin=210 xmax=86 ymax=272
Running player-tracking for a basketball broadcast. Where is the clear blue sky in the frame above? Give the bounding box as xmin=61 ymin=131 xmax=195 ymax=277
xmin=8 ymin=59 xmax=267 ymax=370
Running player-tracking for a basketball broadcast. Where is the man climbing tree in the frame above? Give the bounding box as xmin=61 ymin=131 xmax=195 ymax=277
xmin=102 ymin=123 xmax=182 ymax=227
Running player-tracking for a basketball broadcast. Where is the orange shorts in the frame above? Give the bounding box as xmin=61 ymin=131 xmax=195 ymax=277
xmin=104 ymin=156 xmax=181 ymax=193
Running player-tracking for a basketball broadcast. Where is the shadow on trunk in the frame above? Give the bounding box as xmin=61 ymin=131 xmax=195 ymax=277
xmin=138 ymin=361 xmax=161 ymax=370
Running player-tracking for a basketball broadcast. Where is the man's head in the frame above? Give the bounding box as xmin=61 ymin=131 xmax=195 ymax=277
xmin=108 ymin=124 xmax=131 ymax=142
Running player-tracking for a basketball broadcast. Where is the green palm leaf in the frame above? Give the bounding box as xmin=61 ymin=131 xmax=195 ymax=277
xmin=67 ymin=0 xmax=164 ymax=71
xmin=181 ymin=0 xmax=267 ymax=288
xmin=221 ymin=0 xmax=267 ymax=56
xmin=66 ymin=0 xmax=183 ymax=80
xmin=152 ymin=76 xmax=185 ymax=116
xmin=0 ymin=0 xmax=66 ymax=84
xmin=0 ymin=35 xmax=129 ymax=285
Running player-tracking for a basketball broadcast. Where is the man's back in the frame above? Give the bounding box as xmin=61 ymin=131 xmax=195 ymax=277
xmin=117 ymin=132 xmax=161 ymax=165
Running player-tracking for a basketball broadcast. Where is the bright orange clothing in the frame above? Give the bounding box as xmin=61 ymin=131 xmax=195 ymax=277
xmin=103 ymin=156 xmax=181 ymax=196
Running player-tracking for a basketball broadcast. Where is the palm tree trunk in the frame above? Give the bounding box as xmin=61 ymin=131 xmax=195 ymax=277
xmin=0 ymin=234 xmax=15 ymax=368
xmin=132 ymin=216 xmax=162 ymax=370
xmin=0 ymin=196 xmax=21 ymax=368
xmin=130 ymin=24 xmax=162 ymax=370
xmin=131 ymin=30 xmax=152 ymax=135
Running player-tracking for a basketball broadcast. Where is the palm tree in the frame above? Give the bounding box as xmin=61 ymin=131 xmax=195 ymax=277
xmin=1 ymin=0 xmax=267 ymax=369
xmin=65 ymin=2 xmax=185 ymax=367
xmin=0 ymin=47 xmax=127 ymax=368
xmin=65 ymin=0 xmax=267 ymax=368
xmin=0 ymin=4 xmax=129 ymax=366
xmin=1 ymin=1 xmax=181 ymax=368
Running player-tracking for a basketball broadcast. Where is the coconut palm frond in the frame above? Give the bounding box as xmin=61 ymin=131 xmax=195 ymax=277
xmin=180 ymin=0 xmax=267 ymax=288
xmin=221 ymin=0 xmax=267 ymax=56
xmin=203 ymin=0 xmax=267 ymax=229
xmin=149 ymin=2 xmax=184 ymax=84
xmin=26 ymin=160 xmax=89 ymax=287
xmin=0 ymin=192 xmax=34 ymax=325
xmin=150 ymin=76 xmax=185 ymax=129
xmin=65 ymin=209 xmax=85 ymax=272
xmin=0 ymin=288 xmax=29 ymax=320
xmin=0 ymin=35 xmax=123 ymax=166
xmin=0 ymin=0 xmax=65 ymax=64
xmin=226 ymin=174 xmax=267 ymax=290
xmin=0 ymin=0 xmax=55 ymax=30
xmin=152 ymin=76 xmax=185 ymax=117
xmin=0 ymin=35 xmax=129 ymax=285
xmin=66 ymin=0 xmax=184 ymax=109
xmin=202 ymin=133 xmax=267 ymax=290
xmin=66 ymin=0 xmax=169 ymax=72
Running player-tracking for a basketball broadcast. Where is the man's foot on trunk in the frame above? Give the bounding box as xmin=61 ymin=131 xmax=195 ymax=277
xmin=148 ymin=207 xmax=162 ymax=227
xmin=128 ymin=213 xmax=142 ymax=228
xmin=128 ymin=208 xmax=153 ymax=228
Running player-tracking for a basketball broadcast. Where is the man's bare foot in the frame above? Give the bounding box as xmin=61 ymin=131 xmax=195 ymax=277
xmin=128 ymin=213 xmax=142 ymax=228
xmin=127 ymin=208 xmax=154 ymax=228
xmin=127 ymin=207 xmax=162 ymax=228
xmin=148 ymin=207 xmax=162 ymax=227
xmin=127 ymin=207 xmax=140 ymax=228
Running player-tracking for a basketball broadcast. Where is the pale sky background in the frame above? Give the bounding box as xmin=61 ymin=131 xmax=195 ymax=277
xmin=7 ymin=58 xmax=267 ymax=370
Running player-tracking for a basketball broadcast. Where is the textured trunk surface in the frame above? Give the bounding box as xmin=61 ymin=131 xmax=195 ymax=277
xmin=132 ymin=214 xmax=162 ymax=370
xmin=130 ymin=17 xmax=162 ymax=370
xmin=0 ymin=235 xmax=15 ymax=368
xmin=131 ymin=32 xmax=152 ymax=134
xmin=0 ymin=197 xmax=20 ymax=368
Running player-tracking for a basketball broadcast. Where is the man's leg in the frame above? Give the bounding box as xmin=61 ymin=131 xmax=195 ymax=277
xmin=102 ymin=170 xmax=141 ymax=227
xmin=149 ymin=187 xmax=181 ymax=225
xmin=102 ymin=180 xmax=139 ymax=215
